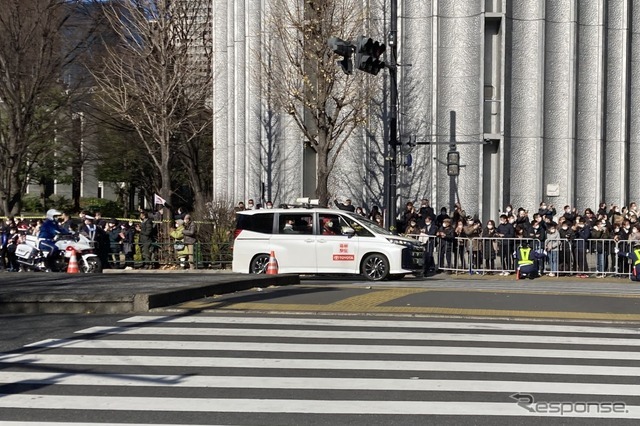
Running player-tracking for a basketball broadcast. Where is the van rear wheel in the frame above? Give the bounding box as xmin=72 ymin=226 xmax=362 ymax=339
xmin=361 ymin=253 xmax=389 ymax=281
xmin=250 ymin=254 xmax=270 ymax=274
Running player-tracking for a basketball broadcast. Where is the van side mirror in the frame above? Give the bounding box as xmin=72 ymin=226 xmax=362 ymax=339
xmin=341 ymin=226 xmax=356 ymax=237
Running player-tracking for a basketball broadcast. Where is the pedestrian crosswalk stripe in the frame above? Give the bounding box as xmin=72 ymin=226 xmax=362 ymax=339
xmin=0 ymin=372 xmax=639 ymax=396
xmin=74 ymin=326 xmax=640 ymax=347
xmin=24 ymin=338 xmax=640 ymax=361
xmin=4 ymin=315 xmax=640 ymax=422
xmin=0 ymin=395 xmax=638 ymax=418
xmin=119 ymin=315 xmax=640 ymax=335
xmin=1 ymin=353 xmax=639 ymax=376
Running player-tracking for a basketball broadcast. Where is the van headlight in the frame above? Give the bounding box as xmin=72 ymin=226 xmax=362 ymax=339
xmin=386 ymin=237 xmax=414 ymax=247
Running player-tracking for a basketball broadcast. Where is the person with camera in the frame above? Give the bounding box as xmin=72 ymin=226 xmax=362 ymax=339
xmin=181 ymin=214 xmax=197 ymax=269
xmin=495 ymin=214 xmax=515 ymax=275
xmin=436 ymin=218 xmax=455 ymax=273
xmin=463 ymin=216 xmax=483 ymax=272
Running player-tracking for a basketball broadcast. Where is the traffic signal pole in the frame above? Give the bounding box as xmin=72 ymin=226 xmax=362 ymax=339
xmin=386 ymin=0 xmax=399 ymax=232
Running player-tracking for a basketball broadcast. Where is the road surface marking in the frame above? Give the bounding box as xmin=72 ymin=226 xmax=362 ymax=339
xmin=2 ymin=353 xmax=640 ymax=376
xmin=71 ymin=326 xmax=640 ymax=347
xmin=0 ymin=395 xmax=638 ymax=418
xmin=120 ymin=315 xmax=640 ymax=334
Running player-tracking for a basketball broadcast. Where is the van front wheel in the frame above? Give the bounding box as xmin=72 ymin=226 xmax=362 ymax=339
xmin=250 ymin=254 xmax=270 ymax=274
xmin=361 ymin=254 xmax=389 ymax=281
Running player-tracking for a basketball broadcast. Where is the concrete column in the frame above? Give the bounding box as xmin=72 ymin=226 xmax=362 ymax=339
xmin=505 ymin=0 xmax=545 ymax=210
xmin=399 ymin=0 xmax=433 ymax=204
xmin=603 ymin=0 xmax=630 ymax=205
xmin=234 ymin=0 xmax=247 ymax=202
xmin=574 ymin=0 xmax=605 ymax=209
xmin=627 ymin=0 xmax=640 ymax=202
xmin=226 ymin=1 xmax=237 ymax=199
xmin=212 ymin=0 xmax=229 ymax=200
xmin=543 ymin=0 xmax=578 ymax=210
xmin=246 ymin=0 xmax=263 ymax=203
xmin=435 ymin=0 xmax=483 ymax=216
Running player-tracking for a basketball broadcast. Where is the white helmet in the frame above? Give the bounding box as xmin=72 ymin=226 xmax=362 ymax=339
xmin=46 ymin=209 xmax=62 ymax=220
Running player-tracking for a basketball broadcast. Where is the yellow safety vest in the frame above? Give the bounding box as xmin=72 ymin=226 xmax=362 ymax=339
xmin=634 ymin=249 xmax=640 ymax=266
xmin=518 ymin=247 xmax=534 ymax=266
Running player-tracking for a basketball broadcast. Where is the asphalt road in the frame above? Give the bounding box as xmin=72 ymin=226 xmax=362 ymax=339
xmin=0 ymin=313 xmax=126 ymax=352
xmin=170 ymin=275 xmax=640 ymax=322
xmin=1 ymin=312 xmax=639 ymax=425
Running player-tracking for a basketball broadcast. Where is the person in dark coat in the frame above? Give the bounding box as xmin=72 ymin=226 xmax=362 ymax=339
xmin=334 ymin=198 xmax=355 ymax=212
xmin=105 ymin=220 xmax=123 ymax=269
xmin=495 ymin=214 xmax=515 ymax=275
xmin=139 ymin=210 xmax=157 ymax=269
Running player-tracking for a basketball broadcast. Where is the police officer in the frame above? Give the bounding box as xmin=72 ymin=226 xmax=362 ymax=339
xmin=38 ymin=209 xmax=71 ymax=270
xmin=515 ymin=241 xmax=546 ymax=280
xmin=615 ymin=242 xmax=640 ymax=281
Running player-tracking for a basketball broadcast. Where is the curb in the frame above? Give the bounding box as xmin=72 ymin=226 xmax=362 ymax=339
xmin=136 ymin=274 xmax=299 ymax=311
xmin=0 ymin=274 xmax=300 ymax=315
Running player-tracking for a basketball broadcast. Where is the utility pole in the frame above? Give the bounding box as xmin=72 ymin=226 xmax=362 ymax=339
xmin=449 ymin=111 xmax=458 ymax=210
xmin=385 ymin=0 xmax=399 ymax=232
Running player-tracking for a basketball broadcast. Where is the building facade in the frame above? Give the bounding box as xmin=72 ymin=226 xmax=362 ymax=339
xmin=213 ymin=0 xmax=640 ymax=221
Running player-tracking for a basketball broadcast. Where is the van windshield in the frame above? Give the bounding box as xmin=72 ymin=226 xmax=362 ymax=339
xmin=343 ymin=213 xmax=393 ymax=235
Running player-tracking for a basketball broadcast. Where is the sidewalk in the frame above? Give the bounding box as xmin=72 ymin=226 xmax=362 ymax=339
xmin=1 ymin=269 xmax=638 ymax=316
xmin=405 ymin=270 xmax=640 ymax=295
xmin=0 ymin=271 xmax=299 ymax=314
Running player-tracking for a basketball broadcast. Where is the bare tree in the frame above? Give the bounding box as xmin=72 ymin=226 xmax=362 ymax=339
xmin=0 ymin=0 xmax=94 ymax=215
xmin=92 ymin=0 xmax=212 ymax=213
xmin=262 ymin=0 xmax=372 ymax=206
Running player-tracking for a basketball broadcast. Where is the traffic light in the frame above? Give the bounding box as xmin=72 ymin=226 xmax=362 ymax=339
xmin=447 ymin=151 xmax=460 ymax=176
xmin=328 ymin=37 xmax=354 ymax=75
xmin=354 ymin=36 xmax=386 ymax=75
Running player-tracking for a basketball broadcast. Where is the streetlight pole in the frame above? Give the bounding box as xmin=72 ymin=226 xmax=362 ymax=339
xmin=385 ymin=0 xmax=399 ymax=232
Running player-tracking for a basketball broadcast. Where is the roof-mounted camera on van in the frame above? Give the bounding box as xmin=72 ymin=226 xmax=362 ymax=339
xmin=294 ymin=197 xmax=322 ymax=208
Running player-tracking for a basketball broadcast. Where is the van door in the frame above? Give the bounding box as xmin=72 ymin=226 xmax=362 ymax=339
xmin=316 ymin=213 xmax=359 ymax=273
xmin=270 ymin=212 xmax=317 ymax=273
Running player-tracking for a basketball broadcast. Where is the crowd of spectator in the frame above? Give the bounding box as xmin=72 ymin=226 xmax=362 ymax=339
xmin=394 ymin=199 xmax=640 ymax=278
xmin=0 ymin=207 xmax=199 ymax=272
xmin=232 ymin=195 xmax=640 ymax=278
xmin=326 ymin=196 xmax=640 ymax=278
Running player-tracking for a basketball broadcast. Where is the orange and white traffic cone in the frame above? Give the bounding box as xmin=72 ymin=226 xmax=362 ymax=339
xmin=66 ymin=247 xmax=79 ymax=274
xmin=266 ymin=250 xmax=279 ymax=275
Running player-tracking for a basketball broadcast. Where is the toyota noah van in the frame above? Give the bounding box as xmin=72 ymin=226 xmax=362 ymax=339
xmin=231 ymin=206 xmax=424 ymax=281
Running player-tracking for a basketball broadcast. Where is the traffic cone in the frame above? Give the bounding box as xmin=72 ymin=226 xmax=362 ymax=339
xmin=66 ymin=247 xmax=79 ymax=274
xmin=516 ymin=267 xmax=520 ymax=280
xmin=266 ymin=250 xmax=278 ymax=275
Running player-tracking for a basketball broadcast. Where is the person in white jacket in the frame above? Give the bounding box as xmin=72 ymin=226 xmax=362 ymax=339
xmin=544 ymin=223 xmax=561 ymax=277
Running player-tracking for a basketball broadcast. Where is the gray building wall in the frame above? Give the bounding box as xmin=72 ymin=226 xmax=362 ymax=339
xmin=213 ymin=0 xmax=640 ymax=220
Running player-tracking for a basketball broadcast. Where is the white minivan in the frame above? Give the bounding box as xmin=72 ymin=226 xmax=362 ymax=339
xmin=231 ymin=207 xmax=424 ymax=280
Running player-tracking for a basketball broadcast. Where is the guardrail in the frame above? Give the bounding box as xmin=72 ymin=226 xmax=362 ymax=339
xmin=408 ymin=235 xmax=634 ymax=278
xmin=104 ymin=241 xmax=233 ymax=270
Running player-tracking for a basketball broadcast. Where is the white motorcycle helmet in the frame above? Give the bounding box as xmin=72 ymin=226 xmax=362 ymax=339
xmin=46 ymin=209 xmax=62 ymax=221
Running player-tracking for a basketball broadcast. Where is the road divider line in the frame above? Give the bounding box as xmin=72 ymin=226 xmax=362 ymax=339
xmin=327 ymin=288 xmax=427 ymax=309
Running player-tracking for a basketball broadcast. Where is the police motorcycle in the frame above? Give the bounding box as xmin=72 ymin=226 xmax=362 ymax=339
xmin=14 ymin=212 xmax=102 ymax=273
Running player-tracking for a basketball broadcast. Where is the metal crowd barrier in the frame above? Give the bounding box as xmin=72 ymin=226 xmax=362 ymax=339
xmin=103 ymin=241 xmax=233 ymax=270
xmin=411 ymin=235 xmax=633 ymax=278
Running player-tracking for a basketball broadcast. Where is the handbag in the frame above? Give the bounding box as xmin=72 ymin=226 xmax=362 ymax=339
xmin=174 ymin=240 xmax=185 ymax=251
